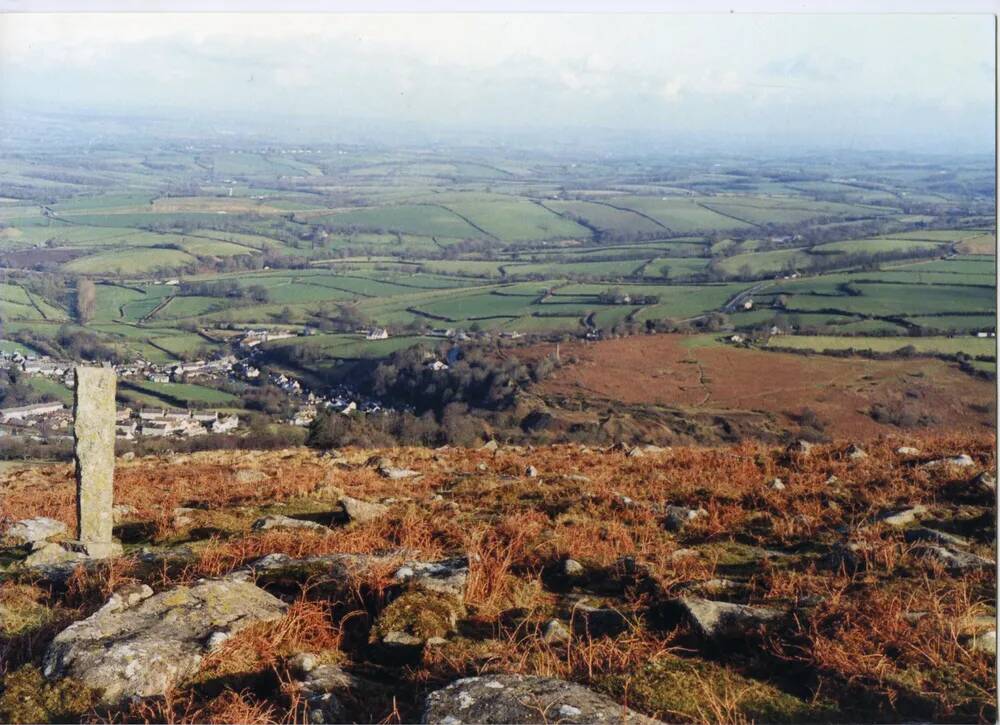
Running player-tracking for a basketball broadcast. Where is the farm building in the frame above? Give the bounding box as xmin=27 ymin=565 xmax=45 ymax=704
xmin=0 ymin=401 xmax=64 ymax=422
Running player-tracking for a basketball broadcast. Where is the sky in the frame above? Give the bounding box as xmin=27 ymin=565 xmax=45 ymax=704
xmin=0 ymin=13 xmax=994 ymax=152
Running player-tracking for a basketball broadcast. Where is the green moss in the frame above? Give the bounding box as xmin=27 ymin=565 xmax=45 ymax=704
xmin=373 ymin=591 xmax=464 ymax=641
xmin=595 ymin=656 xmax=837 ymax=723
xmin=0 ymin=665 xmax=99 ymax=724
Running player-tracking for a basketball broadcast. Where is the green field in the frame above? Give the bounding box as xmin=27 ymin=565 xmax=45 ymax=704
xmin=766 ymin=334 xmax=995 ymax=358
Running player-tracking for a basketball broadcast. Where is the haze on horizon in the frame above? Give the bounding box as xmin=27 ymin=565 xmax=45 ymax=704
xmin=0 ymin=12 xmax=994 ymax=154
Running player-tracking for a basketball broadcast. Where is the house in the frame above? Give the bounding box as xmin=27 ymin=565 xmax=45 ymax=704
xmin=365 ymin=327 xmax=389 ymax=341
xmin=1 ymin=401 xmax=64 ymax=423
xmin=427 ymin=360 xmax=449 ymax=371
xmin=192 ymin=411 xmax=219 ymax=423
xmin=339 ymin=401 xmax=357 ymax=415
xmin=147 ymin=372 xmax=171 ymax=383
xmin=139 ymin=408 xmax=166 ymax=421
xmin=212 ymin=415 xmax=239 ymax=433
xmin=742 ymin=299 xmax=754 ymax=310
xmin=730 ymin=334 xmax=744 ymax=343
xmin=291 ymin=406 xmax=317 ymax=426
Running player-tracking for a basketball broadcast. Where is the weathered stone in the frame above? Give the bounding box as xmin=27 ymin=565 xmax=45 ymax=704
xmin=904 ymin=526 xmax=970 ymax=548
xmin=663 ymin=505 xmax=707 ymax=532
xmin=422 ymin=674 xmax=659 ymax=724
xmin=680 ymin=597 xmax=782 ymax=642
xmin=770 ymin=477 xmax=785 ymax=491
xmin=293 ymin=660 xmax=364 ymax=724
xmin=913 ymin=544 xmax=993 ymax=572
xmin=73 ymin=366 xmax=120 ymax=558
xmin=626 ymin=446 xmax=646 ymax=458
xmin=393 ymin=557 xmax=469 ymax=598
xmin=787 ymin=439 xmax=815 ymax=456
xmin=846 ymin=444 xmax=867 ymax=460
xmin=924 ymin=454 xmax=975 ymax=469
xmin=378 ymin=465 xmax=421 ymax=480
xmin=119 ymin=451 xmax=135 ymax=461
xmin=23 ymin=542 xmax=85 ymax=568
xmin=562 ymin=558 xmax=585 ymax=577
xmin=252 ymin=514 xmax=330 ymax=533
xmin=43 ymin=578 xmax=287 ymax=704
xmin=880 ymin=504 xmax=927 ymax=527
xmin=525 ymin=465 xmax=539 ymax=478
xmin=542 ymin=618 xmax=570 ymax=644
xmin=4 ymin=517 xmax=67 ymax=544
xmin=896 ymin=446 xmax=921 ymax=456
xmin=481 ymin=439 xmax=499 ymax=452
xmin=571 ymin=602 xmax=631 ymax=637
xmin=112 ymin=505 xmax=137 ymax=524
xmin=172 ymin=507 xmax=196 ymax=527
xmin=339 ymin=495 xmax=389 ymax=524
xmin=967 ymin=630 xmax=997 ymax=655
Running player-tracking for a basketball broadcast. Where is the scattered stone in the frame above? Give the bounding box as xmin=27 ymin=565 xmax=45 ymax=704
xmin=680 ymin=597 xmax=782 ymax=642
xmin=112 ymin=505 xmax=137 ymax=524
xmin=172 ymin=507 xmax=196 ymax=527
xmin=662 ymin=505 xmax=707 ymax=532
xmin=119 ymin=451 xmax=135 ymax=462
xmin=4 ymin=517 xmax=67 ymax=545
xmin=481 ymin=439 xmax=499 ymax=452
xmin=924 ymin=454 xmax=975 ymax=469
xmin=252 ymin=514 xmax=330 ymax=533
xmin=43 ymin=579 xmax=287 ymax=704
xmin=393 ymin=557 xmax=469 ymax=599
xmin=770 ymin=477 xmax=785 ymax=491
xmin=23 ymin=542 xmax=85 ymax=569
xmin=687 ymin=578 xmax=739 ymax=596
xmin=913 ymin=544 xmax=993 ymax=572
xmin=571 ymin=602 xmax=631 ymax=637
xmin=967 ymin=630 xmax=997 ymax=656
xmin=641 ymin=444 xmax=669 ymax=454
xmin=896 ymin=446 xmax=921 ymax=456
xmin=525 ymin=465 xmax=539 ymax=478
xmin=476 ymin=463 xmax=488 ymax=471
xmin=296 ymin=661 xmax=365 ymax=724
xmin=378 ymin=465 xmax=421 ymax=480
xmin=846 ymin=444 xmax=867 ymax=461
xmin=880 ymin=504 xmax=927 ymax=527
xmin=422 ymin=674 xmax=658 ymax=724
xmin=904 ymin=526 xmax=970 ymax=548
xmin=787 ymin=439 xmax=815 ymax=456
xmin=626 ymin=446 xmax=646 ymax=459
xmin=562 ymin=558 xmax=585 ymax=577
xmin=542 ymin=618 xmax=570 ymax=644
xmin=966 ymin=471 xmax=997 ymax=502
xmin=825 ymin=475 xmax=839 ymax=485
xmin=339 ymin=495 xmax=389 ymax=524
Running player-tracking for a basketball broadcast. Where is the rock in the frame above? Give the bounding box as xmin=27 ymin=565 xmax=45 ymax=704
xmin=23 ymin=542 xmax=85 ymax=569
xmin=846 ymin=444 xmax=867 ymax=461
xmin=626 ymin=446 xmax=646 ymax=459
xmin=562 ymin=558 xmax=585 ymax=577
xmin=112 ymin=505 xmax=137 ymax=524
xmin=913 ymin=544 xmax=993 ymax=572
xmin=293 ymin=659 xmax=365 ymax=724
xmin=172 ymin=507 xmax=195 ymax=527
xmin=966 ymin=471 xmax=997 ymax=502
xmin=4 ymin=517 xmax=67 ymax=544
xmin=904 ymin=526 xmax=970 ymax=548
xmin=642 ymin=444 xmax=669 ymax=454
xmin=422 ymin=674 xmax=658 ymax=724
xmin=542 ymin=618 xmax=570 ymax=644
xmin=769 ymin=477 xmax=785 ymax=491
xmin=680 ymin=597 xmax=782 ymax=642
xmin=670 ymin=548 xmax=699 ymax=561
xmin=373 ymin=588 xmax=465 ymax=646
xmin=43 ymin=578 xmax=287 ymax=704
xmin=967 ymin=630 xmax=997 ymax=655
xmin=572 ymin=603 xmax=631 ymax=637
xmin=880 ymin=505 xmax=927 ymax=527
xmin=525 ymin=465 xmax=539 ymax=478
xmin=787 ymin=439 xmax=815 ymax=456
xmin=662 ymin=505 xmax=707 ymax=532
xmin=120 ymin=451 xmax=135 ymax=461
xmin=252 ymin=514 xmax=330 ymax=533
xmin=393 ymin=557 xmax=469 ymax=599
xmin=379 ymin=465 xmax=421 ymax=480
xmin=234 ymin=469 xmax=268 ymax=484
xmin=896 ymin=446 xmax=921 ymax=456
xmin=481 ymin=439 xmax=499 ymax=452
xmin=823 ymin=542 xmax=868 ymax=573
xmin=924 ymin=454 xmax=975 ymax=469
xmin=339 ymin=495 xmax=389 ymax=524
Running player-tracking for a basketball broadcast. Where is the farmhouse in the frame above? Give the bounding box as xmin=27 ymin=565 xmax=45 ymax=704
xmin=366 ymin=327 xmax=390 ymax=341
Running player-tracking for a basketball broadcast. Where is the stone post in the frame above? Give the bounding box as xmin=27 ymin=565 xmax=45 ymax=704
xmin=72 ymin=366 xmax=122 ymax=558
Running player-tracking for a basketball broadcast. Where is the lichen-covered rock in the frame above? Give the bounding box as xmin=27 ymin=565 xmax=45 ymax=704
xmin=679 ymin=598 xmax=782 ymax=642
xmin=393 ymin=556 xmax=469 ymax=598
xmin=913 ymin=544 xmax=993 ymax=572
xmin=924 ymin=454 xmax=975 ymax=469
xmin=339 ymin=495 xmax=389 ymax=524
xmin=43 ymin=579 xmax=287 ymax=704
xmin=290 ymin=658 xmax=363 ymax=724
xmin=252 ymin=514 xmax=330 ymax=533
xmin=4 ymin=517 xmax=67 ymax=544
xmin=662 ymin=505 xmax=707 ymax=532
xmin=880 ymin=504 xmax=927 ymax=527
xmin=572 ymin=602 xmax=632 ymax=637
xmin=378 ymin=465 xmax=421 ymax=480
xmin=422 ymin=674 xmax=659 ymax=724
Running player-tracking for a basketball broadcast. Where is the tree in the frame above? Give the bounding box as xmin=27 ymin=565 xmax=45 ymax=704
xmin=76 ymin=279 xmax=96 ymax=325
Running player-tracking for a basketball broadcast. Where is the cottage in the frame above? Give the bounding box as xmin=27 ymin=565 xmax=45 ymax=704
xmin=365 ymin=327 xmax=389 ymax=341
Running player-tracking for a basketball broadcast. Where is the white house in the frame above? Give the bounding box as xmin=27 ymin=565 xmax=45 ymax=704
xmin=0 ymin=401 xmax=64 ymax=422
xmin=365 ymin=328 xmax=389 ymax=341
